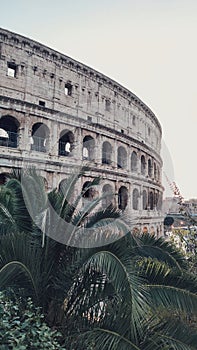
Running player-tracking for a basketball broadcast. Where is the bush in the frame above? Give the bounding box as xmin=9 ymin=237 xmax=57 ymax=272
xmin=0 ymin=291 xmax=66 ymax=349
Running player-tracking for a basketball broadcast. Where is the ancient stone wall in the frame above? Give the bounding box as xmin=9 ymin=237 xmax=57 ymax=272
xmin=0 ymin=28 xmax=164 ymax=236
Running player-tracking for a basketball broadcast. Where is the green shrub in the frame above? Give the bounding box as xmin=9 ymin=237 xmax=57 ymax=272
xmin=0 ymin=291 xmax=66 ymax=349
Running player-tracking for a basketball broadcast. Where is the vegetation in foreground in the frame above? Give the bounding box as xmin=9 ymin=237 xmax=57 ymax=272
xmin=0 ymin=169 xmax=197 ymax=349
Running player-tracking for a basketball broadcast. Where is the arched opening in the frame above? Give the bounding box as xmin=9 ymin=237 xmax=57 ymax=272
xmin=31 ymin=123 xmax=49 ymax=152
xmin=154 ymin=191 xmax=159 ymax=209
xmin=154 ymin=162 xmax=157 ymax=180
xmin=143 ymin=226 xmax=148 ymax=233
xmin=0 ymin=173 xmax=9 ymax=185
xmin=59 ymin=130 xmax=74 ymax=156
xmin=148 ymin=158 xmax=152 ymax=177
xmin=133 ymin=188 xmax=139 ymax=210
xmin=102 ymin=141 xmax=112 ymax=165
xmin=83 ymin=136 xmax=95 ymax=161
xmin=118 ymin=186 xmax=128 ymax=210
xmin=0 ymin=115 xmax=19 ymax=148
xmin=149 ymin=191 xmax=154 ymax=210
xmin=82 ymin=181 xmax=97 ymax=206
xmin=132 ymin=227 xmax=140 ymax=234
xmin=141 ymin=155 xmax=146 ymax=175
xmin=102 ymin=184 xmax=113 ymax=208
xmin=142 ymin=190 xmax=147 ymax=210
xmin=117 ymin=146 xmax=127 ymax=169
xmin=157 ymin=167 xmax=160 ymax=182
xmin=131 ymin=151 xmax=138 ymax=172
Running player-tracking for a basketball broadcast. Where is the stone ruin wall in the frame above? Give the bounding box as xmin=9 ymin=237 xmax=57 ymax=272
xmin=0 ymin=28 xmax=164 ymax=235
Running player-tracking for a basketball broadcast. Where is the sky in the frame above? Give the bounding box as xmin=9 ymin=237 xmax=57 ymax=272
xmin=1 ymin=0 xmax=197 ymax=199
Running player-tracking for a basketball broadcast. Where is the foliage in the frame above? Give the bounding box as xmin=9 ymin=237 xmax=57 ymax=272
xmin=0 ymin=290 xmax=66 ymax=349
xmin=0 ymin=169 xmax=197 ymax=350
xmin=63 ymin=233 xmax=197 ymax=350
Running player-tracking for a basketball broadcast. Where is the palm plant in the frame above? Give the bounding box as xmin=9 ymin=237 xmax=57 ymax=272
xmin=63 ymin=233 xmax=197 ymax=350
xmin=0 ymin=168 xmax=197 ymax=349
xmin=0 ymin=168 xmax=126 ymax=321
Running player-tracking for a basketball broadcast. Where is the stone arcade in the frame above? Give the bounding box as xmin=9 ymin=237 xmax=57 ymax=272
xmin=0 ymin=28 xmax=164 ymax=235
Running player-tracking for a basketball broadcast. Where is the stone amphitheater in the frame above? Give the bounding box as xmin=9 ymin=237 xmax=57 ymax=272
xmin=0 ymin=28 xmax=164 ymax=235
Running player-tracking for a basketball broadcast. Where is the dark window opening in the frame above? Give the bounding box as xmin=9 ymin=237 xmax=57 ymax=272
xmin=7 ymin=62 xmax=17 ymax=77
xmin=39 ymin=100 xmax=45 ymax=107
xmin=143 ymin=190 xmax=147 ymax=210
xmin=82 ymin=181 xmax=97 ymax=207
xmin=87 ymin=116 xmax=92 ymax=123
xmin=117 ymin=146 xmax=127 ymax=169
xmin=105 ymin=100 xmax=111 ymax=112
xmin=0 ymin=115 xmax=19 ymax=148
xmin=118 ymin=186 xmax=128 ymax=210
xmin=148 ymin=159 xmax=152 ymax=177
xmin=0 ymin=173 xmax=9 ymax=185
xmin=102 ymin=141 xmax=112 ymax=165
xmin=141 ymin=155 xmax=146 ymax=175
xmin=83 ymin=136 xmax=95 ymax=161
xmin=65 ymin=83 xmax=72 ymax=96
xmin=31 ymin=122 xmax=49 ymax=153
xmin=154 ymin=162 xmax=157 ymax=180
xmin=59 ymin=130 xmax=74 ymax=157
xmin=149 ymin=191 xmax=154 ymax=210
xmin=121 ymin=129 xmax=124 ymax=134
xmin=133 ymin=188 xmax=139 ymax=210
xmin=131 ymin=151 xmax=138 ymax=172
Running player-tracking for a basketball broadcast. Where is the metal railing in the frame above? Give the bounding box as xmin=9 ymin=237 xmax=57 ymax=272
xmin=0 ymin=131 xmax=18 ymax=148
xmin=31 ymin=136 xmax=47 ymax=153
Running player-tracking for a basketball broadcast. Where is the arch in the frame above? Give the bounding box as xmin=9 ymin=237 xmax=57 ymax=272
xmin=82 ymin=181 xmax=97 ymax=199
xmin=31 ymin=122 xmax=49 ymax=153
xmin=153 ymin=162 xmax=157 ymax=180
xmin=131 ymin=151 xmax=138 ymax=172
xmin=149 ymin=191 xmax=154 ymax=210
xmin=154 ymin=191 xmax=159 ymax=209
xmin=0 ymin=115 xmax=19 ymax=148
xmin=59 ymin=129 xmax=74 ymax=156
xmin=83 ymin=135 xmax=95 ymax=161
xmin=157 ymin=167 xmax=160 ymax=182
xmin=133 ymin=188 xmax=139 ymax=210
xmin=102 ymin=184 xmax=113 ymax=208
xmin=132 ymin=226 xmax=140 ymax=234
xmin=118 ymin=186 xmax=128 ymax=210
xmin=0 ymin=173 xmax=10 ymax=185
xmin=148 ymin=158 xmax=152 ymax=177
xmin=142 ymin=226 xmax=148 ymax=234
xmin=142 ymin=189 xmax=147 ymax=210
xmin=117 ymin=146 xmax=127 ymax=169
xmin=141 ymin=155 xmax=146 ymax=175
xmin=102 ymin=141 xmax=112 ymax=165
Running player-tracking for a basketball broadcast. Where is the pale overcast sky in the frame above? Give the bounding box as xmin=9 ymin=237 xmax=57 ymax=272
xmin=1 ymin=0 xmax=197 ymax=199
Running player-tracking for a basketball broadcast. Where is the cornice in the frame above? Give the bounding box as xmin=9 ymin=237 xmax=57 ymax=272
xmin=0 ymin=27 xmax=162 ymax=134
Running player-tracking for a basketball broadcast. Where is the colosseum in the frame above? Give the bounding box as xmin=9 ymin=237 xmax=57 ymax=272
xmin=0 ymin=28 xmax=164 ymax=236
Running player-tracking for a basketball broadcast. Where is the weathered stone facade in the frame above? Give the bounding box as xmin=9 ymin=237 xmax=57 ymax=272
xmin=0 ymin=28 xmax=164 ymax=235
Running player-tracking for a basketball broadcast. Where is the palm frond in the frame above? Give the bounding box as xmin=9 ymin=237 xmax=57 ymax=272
xmin=148 ymin=284 xmax=197 ymax=315
xmin=76 ymin=328 xmax=141 ymax=350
